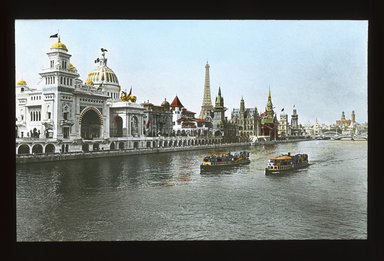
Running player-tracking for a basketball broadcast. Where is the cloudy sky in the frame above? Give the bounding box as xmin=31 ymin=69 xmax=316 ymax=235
xmin=15 ymin=20 xmax=368 ymax=125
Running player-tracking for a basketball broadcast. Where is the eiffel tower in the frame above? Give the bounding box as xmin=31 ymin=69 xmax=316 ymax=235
xmin=199 ymin=62 xmax=213 ymax=119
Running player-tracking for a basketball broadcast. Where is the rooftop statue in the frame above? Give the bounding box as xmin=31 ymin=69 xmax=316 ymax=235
xmin=120 ymin=88 xmax=137 ymax=102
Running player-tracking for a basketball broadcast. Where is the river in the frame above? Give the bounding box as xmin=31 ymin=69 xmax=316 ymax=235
xmin=16 ymin=140 xmax=367 ymax=241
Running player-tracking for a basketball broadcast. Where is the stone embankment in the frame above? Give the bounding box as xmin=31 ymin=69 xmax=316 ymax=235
xmin=16 ymin=138 xmax=312 ymax=164
xmin=16 ymin=142 xmax=252 ymax=164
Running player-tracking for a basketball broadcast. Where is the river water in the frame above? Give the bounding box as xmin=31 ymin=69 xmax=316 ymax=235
xmin=16 ymin=140 xmax=367 ymax=241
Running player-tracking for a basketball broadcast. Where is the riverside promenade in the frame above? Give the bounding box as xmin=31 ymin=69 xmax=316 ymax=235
xmin=16 ymin=138 xmax=312 ymax=164
xmin=16 ymin=142 xmax=252 ymax=164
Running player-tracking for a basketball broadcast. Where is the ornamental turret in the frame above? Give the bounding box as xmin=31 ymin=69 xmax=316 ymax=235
xmin=39 ymin=35 xmax=79 ymax=90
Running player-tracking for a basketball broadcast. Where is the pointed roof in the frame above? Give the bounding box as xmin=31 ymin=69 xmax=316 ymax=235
xmin=268 ymin=86 xmax=271 ymax=101
xmin=170 ymin=95 xmax=184 ymax=108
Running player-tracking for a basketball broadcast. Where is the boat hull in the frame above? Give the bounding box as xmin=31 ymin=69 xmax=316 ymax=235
xmin=200 ymin=159 xmax=251 ymax=171
xmin=265 ymin=162 xmax=309 ymax=175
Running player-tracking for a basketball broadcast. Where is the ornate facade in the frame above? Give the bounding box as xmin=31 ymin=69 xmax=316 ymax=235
xmin=231 ymin=97 xmax=260 ymax=139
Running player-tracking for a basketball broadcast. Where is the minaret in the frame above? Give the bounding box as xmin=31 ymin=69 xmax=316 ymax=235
xmin=199 ymin=62 xmax=213 ymax=119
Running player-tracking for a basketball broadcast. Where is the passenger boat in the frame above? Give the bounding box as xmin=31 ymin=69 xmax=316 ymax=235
xmin=265 ymin=152 xmax=308 ymax=175
xmin=200 ymin=151 xmax=250 ymax=170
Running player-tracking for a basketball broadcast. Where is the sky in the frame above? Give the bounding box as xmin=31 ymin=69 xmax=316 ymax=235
xmin=15 ymin=20 xmax=368 ymax=125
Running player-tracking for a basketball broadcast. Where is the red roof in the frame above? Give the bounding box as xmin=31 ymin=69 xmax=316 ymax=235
xmin=170 ymin=95 xmax=184 ymax=108
xmin=195 ymin=118 xmax=209 ymax=123
xmin=182 ymin=108 xmax=196 ymax=115
xmin=177 ymin=117 xmax=196 ymax=123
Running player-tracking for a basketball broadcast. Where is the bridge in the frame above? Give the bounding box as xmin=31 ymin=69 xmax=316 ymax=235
xmin=319 ymin=131 xmax=368 ymax=141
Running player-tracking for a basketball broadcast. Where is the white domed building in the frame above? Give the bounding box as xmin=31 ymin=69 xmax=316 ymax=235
xmin=15 ymin=37 xmax=146 ymax=155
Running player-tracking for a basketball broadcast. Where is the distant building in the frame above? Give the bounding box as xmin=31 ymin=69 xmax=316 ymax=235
xmin=336 ymin=111 xmax=359 ymax=135
xmin=290 ymin=108 xmax=303 ymax=136
xmin=336 ymin=111 xmax=355 ymax=127
xmin=170 ymin=95 xmax=211 ymax=136
xmin=142 ymin=99 xmax=173 ymax=137
xmin=278 ymin=113 xmax=289 ymax=137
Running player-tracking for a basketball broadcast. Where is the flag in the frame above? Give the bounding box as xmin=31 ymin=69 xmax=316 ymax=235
xmin=101 ymin=48 xmax=108 ymax=52
xmin=50 ymin=33 xmax=58 ymax=38
xmin=293 ymin=104 xmax=295 ymax=108
xmin=94 ymin=58 xmax=100 ymax=63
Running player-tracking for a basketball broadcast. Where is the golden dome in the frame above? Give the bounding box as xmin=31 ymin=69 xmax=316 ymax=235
xmin=17 ymin=79 xmax=27 ymax=86
xmin=50 ymin=41 xmax=68 ymax=51
xmin=86 ymin=66 xmax=119 ymax=85
xmin=85 ymin=79 xmax=94 ymax=86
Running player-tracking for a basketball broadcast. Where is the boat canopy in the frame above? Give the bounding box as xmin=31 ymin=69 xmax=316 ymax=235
xmin=271 ymin=155 xmax=292 ymax=160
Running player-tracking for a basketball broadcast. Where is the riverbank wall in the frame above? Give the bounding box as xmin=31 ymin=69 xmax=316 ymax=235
xmin=16 ymin=142 xmax=252 ymax=164
xmin=16 ymin=138 xmax=312 ymax=164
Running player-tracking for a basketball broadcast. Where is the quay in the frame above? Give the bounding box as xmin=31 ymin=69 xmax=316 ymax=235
xmin=16 ymin=142 xmax=252 ymax=164
xmin=16 ymin=138 xmax=312 ymax=164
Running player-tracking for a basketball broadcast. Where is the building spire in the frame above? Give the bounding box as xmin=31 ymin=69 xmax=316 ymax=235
xmin=268 ymin=86 xmax=271 ymax=102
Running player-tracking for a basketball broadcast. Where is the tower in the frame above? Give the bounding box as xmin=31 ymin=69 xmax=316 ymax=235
xmin=212 ymin=87 xmax=227 ymax=134
xmin=291 ymin=108 xmax=298 ymax=129
xmin=351 ymin=110 xmax=356 ymax=124
xmin=39 ymin=36 xmax=79 ymax=139
xmin=199 ymin=62 xmax=213 ymax=119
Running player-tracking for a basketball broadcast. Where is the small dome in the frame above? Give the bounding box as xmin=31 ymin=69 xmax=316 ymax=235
xmin=86 ymin=66 xmax=119 ymax=86
xmin=85 ymin=79 xmax=94 ymax=86
xmin=69 ymin=63 xmax=76 ymax=72
xmin=17 ymin=79 xmax=27 ymax=86
xmin=50 ymin=41 xmax=68 ymax=52
xmin=161 ymin=98 xmax=170 ymax=107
